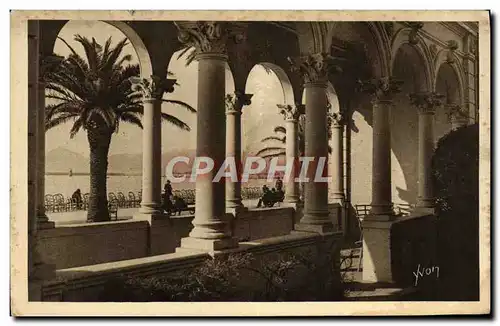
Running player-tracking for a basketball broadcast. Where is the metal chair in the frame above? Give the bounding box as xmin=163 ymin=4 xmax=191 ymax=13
xmin=117 ymin=192 xmax=127 ymax=208
xmin=53 ymin=194 xmax=65 ymax=212
xmin=45 ymin=194 xmax=54 ymax=213
xmin=128 ymin=192 xmax=137 ymax=207
xmin=108 ymin=199 xmax=119 ymax=220
xmin=83 ymin=193 xmax=90 ymax=210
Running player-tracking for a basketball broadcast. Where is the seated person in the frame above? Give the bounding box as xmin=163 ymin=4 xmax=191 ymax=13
xmin=257 ymin=186 xmax=275 ymax=208
xmin=173 ymin=196 xmax=188 ymax=215
xmin=275 ymin=177 xmax=283 ymax=193
xmin=275 ymin=188 xmax=285 ymax=202
xmin=71 ymin=188 xmax=83 ymax=209
xmin=162 ymin=194 xmax=174 ymax=214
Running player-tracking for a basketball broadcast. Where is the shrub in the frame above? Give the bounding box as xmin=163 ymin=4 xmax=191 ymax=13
xmin=432 ymin=123 xmax=479 ymax=300
xmin=97 ymin=244 xmax=346 ymax=302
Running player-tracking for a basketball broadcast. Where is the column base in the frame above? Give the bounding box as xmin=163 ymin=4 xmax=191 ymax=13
xmin=226 ymin=205 xmax=248 ymax=217
xmin=365 ymin=213 xmax=396 ymax=222
xmin=284 ymin=195 xmax=300 ymax=204
xmin=361 ymin=219 xmax=395 ymax=283
xmin=176 ymin=236 xmax=238 ymax=252
xmin=134 ymin=211 xmax=169 ymax=224
xmin=370 ymin=204 xmax=393 ymax=216
xmin=226 ymin=198 xmax=244 ymax=209
xmin=138 ymin=202 xmax=162 ymax=215
xmin=329 ymin=193 xmax=345 ymax=203
xmin=293 ymin=222 xmax=335 ymax=234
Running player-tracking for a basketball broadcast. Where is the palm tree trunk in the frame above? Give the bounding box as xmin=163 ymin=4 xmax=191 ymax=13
xmin=86 ymin=126 xmax=112 ymax=222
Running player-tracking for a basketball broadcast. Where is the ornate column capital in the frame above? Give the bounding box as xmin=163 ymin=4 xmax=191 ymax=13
xmin=358 ymin=77 xmax=403 ymax=103
xmin=288 ymin=52 xmax=343 ymax=85
xmin=277 ymin=103 xmax=304 ymax=121
xmin=129 ymin=75 xmax=177 ymax=100
xmin=409 ymin=92 xmax=444 ymax=114
xmin=225 ymin=92 xmax=252 ymax=114
xmin=174 ymin=21 xmax=247 ymax=59
xmin=327 ymin=111 xmax=345 ymax=127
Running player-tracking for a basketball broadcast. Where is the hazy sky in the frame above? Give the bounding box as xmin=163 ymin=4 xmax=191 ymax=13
xmin=46 ymin=21 xmax=286 ymax=157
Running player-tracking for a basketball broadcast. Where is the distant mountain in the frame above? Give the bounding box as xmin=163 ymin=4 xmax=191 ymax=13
xmin=46 ymin=147 xmax=89 ymax=174
xmin=107 ymin=153 xmax=142 ymax=174
xmin=45 ymin=147 xmax=282 ymax=175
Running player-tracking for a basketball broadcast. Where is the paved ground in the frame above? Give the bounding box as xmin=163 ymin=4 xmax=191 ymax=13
xmin=48 ymin=199 xmax=264 ymax=225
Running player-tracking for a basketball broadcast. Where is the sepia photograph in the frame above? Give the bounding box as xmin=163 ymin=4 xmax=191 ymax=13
xmin=10 ymin=10 xmax=490 ymax=316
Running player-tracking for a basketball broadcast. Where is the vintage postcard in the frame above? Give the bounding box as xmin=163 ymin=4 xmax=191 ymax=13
xmin=10 ymin=10 xmax=490 ymax=316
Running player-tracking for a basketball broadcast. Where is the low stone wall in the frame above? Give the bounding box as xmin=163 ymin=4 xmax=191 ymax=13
xmin=38 ymin=220 xmax=150 ymax=270
xmin=361 ymin=212 xmax=438 ymax=285
xmin=41 ymin=231 xmax=343 ymax=302
xmin=38 ymin=207 xmax=297 ymax=269
xmin=232 ymin=207 xmax=295 ymax=241
xmin=391 ymin=213 xmax=438 ymax=288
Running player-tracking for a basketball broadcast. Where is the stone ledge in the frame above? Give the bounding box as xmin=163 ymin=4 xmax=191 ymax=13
xmin=37 ymin=220 xmax=150 ymax=239
xmin=43 ymin=251 xmax=210 ymax=299
xmin=393 ymin=212 xmax=436 ymax=224
xmin=41 ymin=232 xmax=344 ymax=301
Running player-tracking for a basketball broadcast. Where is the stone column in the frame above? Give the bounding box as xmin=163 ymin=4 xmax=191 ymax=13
xmin=410 ymin=92 xmax=443 ymax=211
xmin=35 ymin=80 xmax=54 ymax=229
xmin=277 ymin=104 xmax=303 ymax=204
xmin=289 ymin=53 xmax=334 ymax=234
xmin=328 ymin=111 xmax=345 ymax=203
xmin=28 ymin=20 xmax=55 ymax=300
xmin=447 ymin=104 xmax=469 ymax=130
xmin=359 ymin=78 xmax=402 ymax=218
xmin=225 ymin=92 xmax=252 ymax=210
xmin=28 ymin=20 xmax=39 ymax=282
xmin=36 ymin=55 xmax=63 ymax=229
xmin=131 ymin=76 xmax=176 ymax=220
xmin=358 ymin=77 xmax=402 ymax=283
xmin=175 ymin=22 xmax=238 ymax=251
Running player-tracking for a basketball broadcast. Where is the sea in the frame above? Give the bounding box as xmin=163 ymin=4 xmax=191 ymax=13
xmin=45 ymin=174 xmax=272 ymax=198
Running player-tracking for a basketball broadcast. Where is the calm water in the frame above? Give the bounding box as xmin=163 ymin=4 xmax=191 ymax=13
xmin=45 ymin=175 xmax=271 ymax=198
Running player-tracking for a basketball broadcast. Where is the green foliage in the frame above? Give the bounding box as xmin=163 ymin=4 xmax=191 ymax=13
xmin=431 ymin=123 xmax=480 ymax=300
xmin=432 ymin=123 xmax=479 ymax=216
xmin=97 ymin=247 xmax=346 ymax=302
xmin=45 ymin=35 xmax=195 ymax=135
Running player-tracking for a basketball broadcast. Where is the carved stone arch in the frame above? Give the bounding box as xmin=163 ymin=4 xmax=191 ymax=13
xmin=326 ymin=82 xmax=340 ymax=112
xmin=296 ymin=22 xmax=327 ymax=54
xmin=250 ymin=62 xmax=296 ymax=105
xmin=433 ymin=49 xmax=466 ymax=107
xmin=365 ymin=22 xmax=391 ymax=78
xmin=103 ymin=21 xmax=153 ymax=77
xmin=324 ymin=22 xmax=389 ymax=79
xmin=390 ymin=27 xmax=433 ymax=91
xmin=40 ymin=20 xmax=153 ymax=78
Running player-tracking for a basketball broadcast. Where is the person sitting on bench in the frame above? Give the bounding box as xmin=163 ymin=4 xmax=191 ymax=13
xmin=71 ymin=188 xmax=83 ymax=209
xmin=257 ymin=185 xmax=273 ymax=208
xmin=172 ymin=196 xmax=188 ymax=215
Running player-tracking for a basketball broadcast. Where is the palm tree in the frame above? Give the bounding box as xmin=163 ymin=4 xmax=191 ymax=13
xmin=256 ymin=115 xmax=333 ymax=159
xmin=256 ymin=113 xmax=335 ymax=200
xmin=45 ymin=35 xmax=195 ymax=222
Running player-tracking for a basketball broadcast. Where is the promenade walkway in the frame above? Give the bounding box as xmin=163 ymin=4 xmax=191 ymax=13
xmin=48 ymin=199 xmax=261 ymax=225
